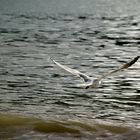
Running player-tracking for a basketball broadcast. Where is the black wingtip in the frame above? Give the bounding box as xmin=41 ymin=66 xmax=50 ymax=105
xmin=121 ymin=55 xmax=140 ymax=69
xmin=50 ymin=57 xmax=55 ymax=64
xmin=50 ymin=57 xmax=53 ymax=61
xmin=128 ymin=55 xmax=140 ymax=67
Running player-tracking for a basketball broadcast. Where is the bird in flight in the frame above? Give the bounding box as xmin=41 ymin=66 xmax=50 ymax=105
xmin=51 ymin=56 xmax=140 ymax=89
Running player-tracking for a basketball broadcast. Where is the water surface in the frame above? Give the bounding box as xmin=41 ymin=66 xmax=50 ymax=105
xmin=0 ymin=0 xmax=140 ymax=139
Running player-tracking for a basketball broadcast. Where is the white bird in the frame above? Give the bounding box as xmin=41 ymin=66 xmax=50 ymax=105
xmin=51 ymin=56 xmax=140 ymax=89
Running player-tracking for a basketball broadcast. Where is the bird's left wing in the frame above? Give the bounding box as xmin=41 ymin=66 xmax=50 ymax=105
xmin=51 ymin=58 xmax=91 ymax=82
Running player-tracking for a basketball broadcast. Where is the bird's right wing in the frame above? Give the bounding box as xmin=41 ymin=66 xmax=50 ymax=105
xmin=99 ymin=55 xmax=140 ymax=80
xmin=51 ymin=58 xmax=91 ymax=82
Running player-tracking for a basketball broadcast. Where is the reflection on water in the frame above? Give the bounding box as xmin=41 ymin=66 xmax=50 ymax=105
xmin=0 ymin=0 xmax=140 ymax=139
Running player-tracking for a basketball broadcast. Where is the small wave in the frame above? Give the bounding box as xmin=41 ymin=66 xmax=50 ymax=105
xmin=0 ymin=28 xmax=21 ymax=34
xmin=0 ymin=114 xmax=139 ymax=140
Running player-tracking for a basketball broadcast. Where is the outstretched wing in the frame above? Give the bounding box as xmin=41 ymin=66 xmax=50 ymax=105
xmin=51 ymin=58 xmax=91 ymax=82
xmin=99 ymin=56 xmax=140 ymax=80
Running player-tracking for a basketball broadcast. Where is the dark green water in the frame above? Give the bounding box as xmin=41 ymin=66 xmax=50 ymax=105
xmin=0 ymin=0 xmax=140 ymax=139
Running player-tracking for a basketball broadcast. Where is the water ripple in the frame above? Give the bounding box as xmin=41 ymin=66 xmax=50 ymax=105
xmin=0 ymin=11 xmax=140 ymax=139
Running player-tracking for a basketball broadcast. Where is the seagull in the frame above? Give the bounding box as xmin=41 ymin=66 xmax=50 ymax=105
xmin=51 ymin=56 xmax=140 ymax=89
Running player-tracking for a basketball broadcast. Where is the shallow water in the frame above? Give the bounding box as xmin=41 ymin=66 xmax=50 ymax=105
xmin=0 ymin=0 xmax=140 ymax=139
xmin=0 ymin=114 xmax=140 ymax=140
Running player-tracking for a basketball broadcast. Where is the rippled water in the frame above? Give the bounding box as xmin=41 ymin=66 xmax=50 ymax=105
xmin=0 ymin=0 xmax=140 ymax=139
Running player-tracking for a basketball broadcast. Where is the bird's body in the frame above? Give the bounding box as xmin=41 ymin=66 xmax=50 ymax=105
xmin=86 ymin=79 xmax=101 ymax=89
xmin=76 ymin=79 xmax=99 ymax=89
xmin=51 ymin=56 xmax=139 ymax=89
